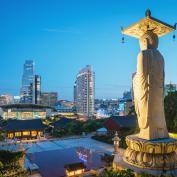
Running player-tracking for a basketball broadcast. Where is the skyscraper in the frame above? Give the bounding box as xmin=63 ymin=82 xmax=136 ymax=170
xmin=33 ymin=75 xmax=41 ymax=104
xmin=20 ymin=60 xmax=34 ymax=103
xmin=75 ymin=65 xmax=95 ymax=118
xmin=0 ymin=94 xmax=13 ymax=106
xmin=164 ymin=83 xmax=177 ymax=96
xmin=73 ymin=81 xmax=77 ymax=104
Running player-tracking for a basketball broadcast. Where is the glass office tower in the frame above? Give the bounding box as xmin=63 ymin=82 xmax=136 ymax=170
xmin=20 ymin=60 xmax=35 ymax=103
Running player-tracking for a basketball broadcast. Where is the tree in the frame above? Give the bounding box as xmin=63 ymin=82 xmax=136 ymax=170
xmin=82 ymin=120 xmax=102 ymax=133
xmin=0 ymin=150 xmax=27 ymax=177
xmin=164 ymin=91 xmax=177 ymax=132
xmin=67 ymin=121 xmax=84 ymax=135
xmin=100 ymin=168 xmax=174 ymax=177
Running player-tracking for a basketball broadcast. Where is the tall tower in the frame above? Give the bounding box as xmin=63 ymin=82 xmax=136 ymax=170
xmin=75 ymin=65 xmax=95 ymax=118
xmin=20 ymin=60 xmax=34 ymax=103
xmin=73 ymin=81 xmax=77 ymax=104
xmin=33 ymin=75 xmax=41 ymax=104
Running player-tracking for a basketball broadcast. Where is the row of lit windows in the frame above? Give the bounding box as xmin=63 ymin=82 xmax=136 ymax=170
xmin=7 ymin=131 xmax=43 ymax=138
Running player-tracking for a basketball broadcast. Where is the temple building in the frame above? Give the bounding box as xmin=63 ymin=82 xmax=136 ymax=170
xmin=3 ymin=119 xmax=46 ymax=139
xmin=0 ymin=104 xmax=54 ymax=120
xmin=64 ymin=162 xmax=85 ymax=176
xmin=103 ymin=115 xmax=137 ymax=134
xmin=51 ymin=117 xmax=74 ymax=131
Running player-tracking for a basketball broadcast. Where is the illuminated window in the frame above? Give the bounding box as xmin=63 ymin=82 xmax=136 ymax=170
xmin=15 ymin=132 xmax=21 ymax=137
xmin=66 ymin=169 xmax=84 ymax=176
xmin=38 ymin=131 xmax=43 ymax=136
xmin=31 ymin=131 xmax=37 ymax=137
xmin=22 ymin=131 xmax=30 ymax=136
xmin=65 ymin=163 xmax=85 ymax=176
xmin=75 ymin=169 xmax=84 ymax=175
xmin=66 ymin=171 xmax=74 ymax=176
xmin=8 ymin=133 xmax=14 ymax=138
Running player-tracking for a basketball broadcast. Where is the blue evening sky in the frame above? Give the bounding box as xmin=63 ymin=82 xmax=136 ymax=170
xmin=0 ymin=0 xmax=177 ymax=100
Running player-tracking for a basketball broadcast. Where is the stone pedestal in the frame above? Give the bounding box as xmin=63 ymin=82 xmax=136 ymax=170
xmin=113 ymin=135 xmax=177 ymax=176
xmin=123 ymin=135 xmax=177 ymax=170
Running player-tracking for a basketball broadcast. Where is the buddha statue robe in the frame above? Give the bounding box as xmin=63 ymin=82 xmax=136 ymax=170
xmin=133 ymin=31 xmax=169 ymax=140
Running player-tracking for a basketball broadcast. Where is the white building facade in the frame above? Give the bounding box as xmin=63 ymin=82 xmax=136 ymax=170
xmin=75 ymin=65 xmax=95 ymax=118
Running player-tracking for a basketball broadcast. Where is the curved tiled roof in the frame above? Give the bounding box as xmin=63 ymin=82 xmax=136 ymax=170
xmin=3 ymin=119 xmax=47 ymax=131
xmin=111 ymin=115 xmax=137 ymax=128
xmin=52 ymin=117 xmax=74 ymax=129
xmin=0 ymin=104 xmax=53 ymax=109
xmin=64 ymin=162 xmax=86 ymax=171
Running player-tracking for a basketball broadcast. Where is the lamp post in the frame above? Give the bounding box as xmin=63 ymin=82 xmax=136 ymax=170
xmin=112 ymin=131 xmax=120 ymax=155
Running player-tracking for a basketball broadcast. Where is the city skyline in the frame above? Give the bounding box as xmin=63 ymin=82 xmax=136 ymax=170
xmin=0 ymin=0 xmax=177 ymax=100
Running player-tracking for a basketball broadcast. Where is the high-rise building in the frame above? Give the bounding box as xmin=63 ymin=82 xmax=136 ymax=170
xmin=20 ymin=60 xmax=34 ymax=103
xmin=33 ymin=75 xmax=41 ymax=104
xmin=13 ymin=96 xmax=20 ymax=104
xmin=118 ymin=99 xmax=133 ymax=116
xmin=20 ymin=60 xmax=41 ymax=104
xmin=123 ymin=90 xmax=132 ymax=100
xmin=165 ymin=83 xmax=177 ymax=96
xmin=0 ymin=95 xmax=13 ymax=106
xmin=75 ymin=65 xmax=95 ymax=118
xmin=73 ymin=81 xmax=77 ymax=104
xmin=41 ymin=92 xmax=58 ymax=107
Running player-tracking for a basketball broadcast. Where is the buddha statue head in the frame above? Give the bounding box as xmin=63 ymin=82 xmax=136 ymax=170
xmin=139 ymin=30 xmax=158 ymax=50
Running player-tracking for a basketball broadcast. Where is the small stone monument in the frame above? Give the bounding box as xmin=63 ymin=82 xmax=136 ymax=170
xmin=112 ymin=131 xmax=121 ymax=155
xmin=113 ymin=10 xmax=177 ymax=175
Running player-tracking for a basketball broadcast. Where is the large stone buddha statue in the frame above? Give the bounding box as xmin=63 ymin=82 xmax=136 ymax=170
xmin=133 ymin=30 xmax=169 ymax=140
xmin=114 ymin=10 xmax=177 ymax=173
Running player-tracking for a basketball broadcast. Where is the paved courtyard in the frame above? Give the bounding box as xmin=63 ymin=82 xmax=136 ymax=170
xmin=0 ymin=136 xmax=114 ymax=154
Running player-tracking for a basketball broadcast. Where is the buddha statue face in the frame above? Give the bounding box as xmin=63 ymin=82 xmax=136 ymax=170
xmin=139 ymin=30 xmax=158 ymax=50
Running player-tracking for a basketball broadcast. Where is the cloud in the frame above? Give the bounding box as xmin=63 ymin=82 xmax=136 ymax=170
xmin=42 ymin=27 xmax=80 ymax=34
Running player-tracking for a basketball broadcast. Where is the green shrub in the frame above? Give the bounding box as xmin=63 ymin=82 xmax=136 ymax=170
xmin=100 ymin=168 xmax=134 ymax=177
xmin=0 ymin=150 xmax=27 ymax=177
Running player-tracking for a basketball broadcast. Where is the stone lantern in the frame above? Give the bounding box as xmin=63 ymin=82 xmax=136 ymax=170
xmin=18 ymin=141 xmax=25 ymax=169
xmin=112 ymin=131 xmax=120 ymax=155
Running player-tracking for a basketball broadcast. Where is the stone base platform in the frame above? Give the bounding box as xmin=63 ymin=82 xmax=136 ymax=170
xmin=113 ymin=135 xmax=177 ymax=176
xmin=113 ymin=154 xmax=177 ymax=176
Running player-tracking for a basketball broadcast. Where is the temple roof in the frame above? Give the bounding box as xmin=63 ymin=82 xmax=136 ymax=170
xmin=111 ymin=115 xmax=137 ymax=128
xmin=52 ymin=117 xmax=74 ymax=129
xmin=64 ymin=162 xmax=86 ymax=171
xmin=0 ymin=103 xmax=53 ymax=110
xmin=104 ymin=115 xmax=137 ymax=129
xmin=3 ymin=119 xmax=47 ymax=131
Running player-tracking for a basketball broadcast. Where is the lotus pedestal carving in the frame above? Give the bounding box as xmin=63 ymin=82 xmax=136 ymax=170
xmin=123 ymin=135 xmax=177 ymax=170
